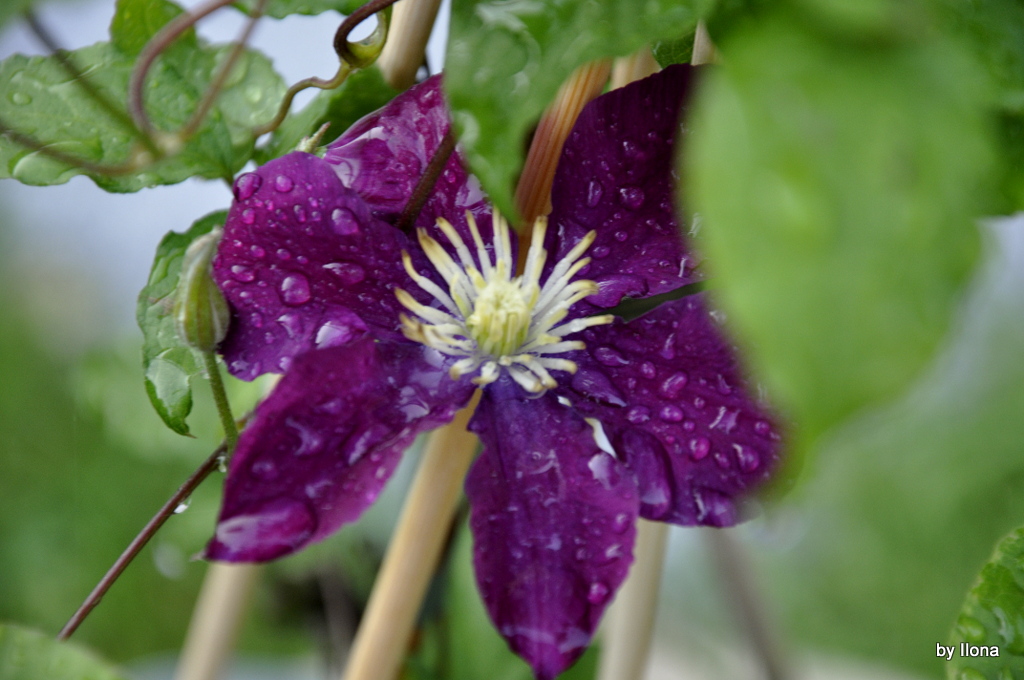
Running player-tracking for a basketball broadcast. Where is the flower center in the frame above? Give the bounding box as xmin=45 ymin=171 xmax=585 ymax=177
xmin=395 ymin=211 xmax=613 ymax=393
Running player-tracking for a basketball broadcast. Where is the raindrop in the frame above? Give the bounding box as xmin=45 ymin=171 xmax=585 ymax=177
xmin=716 ymin=374 xmax=733 ymax=395
xmin=689 ymin=437 xmax=710 ymax=460
xmin=619 ymin=186 xmax=645 ymax=209
xmin=331 ymin=207 xmax=360 ymax=235
xmin=587 ymin=582 xmax=609 ymax=604
xmin=250 ymin=245 xmax=266 ymax=258
xmin=586 ymin=179 xmax=604 ymax=207
xmin=173 ymin=498 xmax=191 ymax=514
xmin=241 ymin=208 xmax=256 ymax=225
xmin=658 ymin=372 xmax=689 ymax=399
xmin=323 ymin=261 xmax=366 ymax=284
xmin=277 ymin=248 xmax=292 ymax=261
xmin=293 ymin=204 xmax=307 ymax=222
xmin=9 ymin=91 xmax=31 ymax=105
xmin=592 ymin=245 xmax=610 ymax=259
xmin=251 ymin=459 xmax=278 ymax=480
xmin=233 ymin=172 xmax=262 ymax=201
xmin=626 ymin=406 xmax=650 ymax=424
xmin=659 ymin=405 xmax=684 ymax=422
xmin=734 ymin=444 xmax=759 ymax=472
xmin=230 ymin=264 xmax=255 ymax=282
xmin=280 ymin=274 xmax=311 ymax=305
xmin=640 ymin=361 xmax=656 ymax=379
xmin=614 ymin=230 xmax=628 ymax=242
xmin=682 ymin=420 xmax=695 ymax=432
xmin=754 ymin=420 xmax=772 ymax=436
xmin=594 ymin=346 xmax=629 ymax=366
xmin=274 ymin=174 xmax=294 ymax=192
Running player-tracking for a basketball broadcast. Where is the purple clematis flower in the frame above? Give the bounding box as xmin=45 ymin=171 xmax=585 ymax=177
xmin=208 ymin=65 xmax=782 ymax=679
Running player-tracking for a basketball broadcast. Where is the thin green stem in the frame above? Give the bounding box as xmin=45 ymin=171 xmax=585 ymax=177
xmin=203 ymin=351 xmax=239 ymax=454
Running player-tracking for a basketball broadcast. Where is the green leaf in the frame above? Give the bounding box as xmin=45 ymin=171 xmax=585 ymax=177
xmin=948 ymin=526 xmax=1024 ymax=679
xmin=137 ymin=211 xmax=226 ymax=435
xmin=0 ymin=0 xmax=34 ymax=32
xmin=687 ymin=8 xmax=995 ymax=447
xmin=0 ymin=0 xmax=286 ymax=190
xmin=652 ymin=34 xmax=695 ymax=67
xmin=256 ymin=66 xmax=397 ymax=163
xmin=232 ymin=0 xmax=363 ymax=19
xmin=0 ymin=623 xmax=126 ymax=680
xmin=446 ymin=0 xmax=713 ymax=220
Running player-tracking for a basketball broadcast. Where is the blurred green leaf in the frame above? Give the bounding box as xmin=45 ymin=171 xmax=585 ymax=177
xmin=652 ymin=35 xmax=695 ymax=67
xmin=137 ymin=211 xmax=226 ymax=435
xmin=688 ymin=8 xmax=995 ymax=448
xmin=446 ymin=0 xmax=713 ymax=220
xmin=754 ymin=218 xmax=1024 ymax=676
xmin=948 ymin=526 xmax=1024 ymax=679
xmin=0 ymin=0 xmax=35 ymax=32
xmin=256 ymin=66 xmax=397 ymax=163
xmin=0 ymin=0 xmax=286 ymax=190
xmin=233 ymin=0 xmax=362 ymax=19
xmin=0 ymin=624 xmax=126 ymax=680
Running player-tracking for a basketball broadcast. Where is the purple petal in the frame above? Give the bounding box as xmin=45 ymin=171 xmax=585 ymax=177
xmin=560 ymin=296 xmax=783 ymax=526
xmin=216 ymin=152 xmax=435 ymax=380
xmin=546 ymin=65 xmax=702 ymax=310
xmin=206 ymin=336 xmax=474 ymax=562
xmin=323 ymin=76 xmax=495 ymax=252
xmin=467 ymin=378 xmax=639 ymax=680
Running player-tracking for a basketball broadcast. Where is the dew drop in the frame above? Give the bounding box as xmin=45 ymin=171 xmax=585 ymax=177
xmin=331 ymin=207 xmax=360 ymax=235
xmin=274 ymin=174 xmax=294 ymax=192
xmin=714 ymin=450 xmax=731 ymax=469
xmin=658 ymin=372 xmax=689 ymax=399
xmin=693 ymin=396 xmax=705 ymax=409
xmin=659 ymin=405 xmax=684 ymax=422
xmin=276 ymin=248 xmax=292 ymax=261
xmin=240 ymin=208 xmax=256 ymax=225
xmin=594 ymin=346 xmax=629 ymax=366
xmin=626 ymin=406 xmax=650 ymax=424
xmin=682 ymin=420 xmax=695 ymax=432
xmin=9 ymin=91 xmax=31 ymax=105
xmin=249 ymin=312 xmax=263 ymax=328
xmin=754 ymin=420 xmax=772 ymax=436
xmin=592 ymin=245 xmax=610 ymax=258
xmin=614 ymin=230 xmax=629 ymax=242
xmin=233 ymin=172 xmax=262 ymax=201
xmin=586 ymin=179 xmax=604 ymax=207
xmin=293 ymin=204 xmax=307 ymax=222
xmin=323 ymin=261 xmax=366 ymax=284
xmin=619 ymin=186 xmax=645 ymax=209
xmin=173 ymin=498 xmax=191 ymax=514
xmin=230 ymin=264 xmax=255 ymax=282
xmin=689 ymin=437 xmax=710 ymax=460
xmin=734 ymin=444 xmax=760 ymax=472
xmin=280 ymin=274 xmax=311 ymax=305
xmin=250 ymin=459 xmax=278 ymax=480
xmin=587 ymin=582 xmax=610 ymax=604
xmin=640 ymin=361 xmax=656 ymax=379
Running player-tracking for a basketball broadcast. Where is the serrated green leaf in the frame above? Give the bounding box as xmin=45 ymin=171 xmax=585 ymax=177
xmin=446 ymin=0 xmax=713 ymax=220
xmin=0 ymin=0 xmax=286 ymax=191
xmin=256 ymin=66 xmax=397 ymax=163
xmin=687 ymin=9 xmax=995 ymax=447
xmin=233 ymin=0 xmax=363 ymax=19
xmin=948 ymin=527 xmax=1024 ymax=679
xmin=137 ymin=211 xmax=226 ymax=435
xmin=652 ymin=34 xmax=695 ymax=67
xmin=0 ymin=624 xmax=126 ymax=680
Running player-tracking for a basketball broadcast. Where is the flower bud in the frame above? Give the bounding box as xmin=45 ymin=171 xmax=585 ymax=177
xmin=174 ymin=228 xmax=230 ymax=352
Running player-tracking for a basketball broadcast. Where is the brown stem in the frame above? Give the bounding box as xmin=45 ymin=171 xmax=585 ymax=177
xmin=181 ymin=0 xmax=268 ymax=140
xmin=24 ymin=10 xmax=156 ymax=153
xmin=56 ymin=442 xmax=228 ymax=641
xmin=394 ymin=125 xmax=456 ymax=233
xmin=0 ymin=115 xmax=146 ymax=176
xmin=128 ymin=0 xmax=237 ymax=139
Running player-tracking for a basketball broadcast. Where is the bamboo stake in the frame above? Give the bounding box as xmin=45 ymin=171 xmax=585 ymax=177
xmin=376 ymin=0 xmax=443 ymax=90
xmin=341 ymin=396 xmax=480 ymax=680
xmin=172 ymin=563 xmax=261 ymax=680
xmin=514 ymin=60 xmax=612 ymax=228
xmin=595 ymin=520 xmax=670 ymax=680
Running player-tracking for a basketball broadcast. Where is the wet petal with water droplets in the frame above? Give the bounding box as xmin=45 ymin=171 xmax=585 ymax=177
xmin=215 ymin=152 xmax=439 ymax=380
xmin=206 ymin=337 xmax=475 ymax=562
xmin=545 ymin=65 xmax=704 ymax=314
xmin=559 ymin=295 xmax=783 ymax=527
xmin=466 ymin=377 xmax=638 ymax=680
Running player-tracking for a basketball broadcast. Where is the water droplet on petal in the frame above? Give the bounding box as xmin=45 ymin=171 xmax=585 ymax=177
xmin=594 ymin=346 xmax=629 ymax=366
xmin=587 ymin=582 xmax=610 ymax=604
xmin=233 ymin=172 xmax=262 ymax=201
xmin=316 ymin=319 xmax=356 ymax=348
xmin=734 ymin=444 xmax=759 ymax=472
xmin=277 ymin=248 xmax=292 ymax=261
xmin=586 ymin=179 xmax=604 ymax=207
xmin=251 ymin=459 xmax=278 ymax=480
xmin=592 ymin=245 xmax=610 ymax=258
xmin=614 ymin=230 xmax=629 ymax=242
xmin=658 ymin=372 xmax=688 ymax=399
xmin=293 ymin=204 xmax=307 ymax=222
xmin=619 ymin=186 xmax=645 ymax=209
xmin=274 ymin=175 xmax=294 ymax=192
xmin=280 ymin=274 xmax=311 ymax=305
xmin=9 ymin=92 xmax=31 ymax=105
xmin=626 ymin=406 xmax=650 ymax=424
xmin=331 ymin=207 xmax=360 ymax=235
xmin=754 ymin=420 xmax=772 ymax=436
xmin=241 ymin=208 xmax=256 ymax=224
xmin=640 ymin=361 xmax=656 ymax=379
xmin=323 ymin=261 xmax=366 ymax=284
xmin=250 ymin=245 xmax=266 ymax=258
xmin=689 ymin=437 xmax=710 ymax=460
xmin=230 ymin=264 xmax=255 ymax=282
xmin=659 ymin=405 xmax=684 ymax=422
